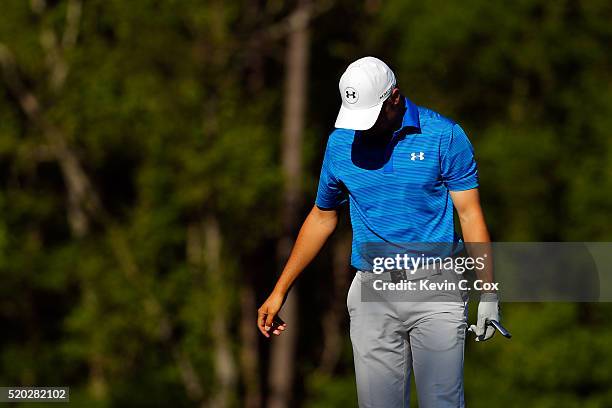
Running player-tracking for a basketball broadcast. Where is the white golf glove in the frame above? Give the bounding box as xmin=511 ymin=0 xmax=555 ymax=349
xmin=469 ymin=292 xmax=500 ymax=342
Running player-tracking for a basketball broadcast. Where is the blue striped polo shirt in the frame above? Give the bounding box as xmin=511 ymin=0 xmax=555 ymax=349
xmin=315 ymin=97 xmax=479 ymax=271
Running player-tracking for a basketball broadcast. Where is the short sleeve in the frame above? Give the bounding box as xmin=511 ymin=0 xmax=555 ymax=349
xmin=315 ymin=140 xmax=348 ymax=209
xmin=441 ymin=124 xmax=479 ymax=191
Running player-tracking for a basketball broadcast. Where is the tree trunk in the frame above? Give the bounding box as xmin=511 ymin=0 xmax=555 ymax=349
xmin=202 ymin=217 xmax=238 ymax=408
xmin=267 ymin=1 xmax=311 ymax=408
xmin=241 ymin=282 xmax=262 ymax=408
xmin=188 ymin=218 xmax=239 ymax=407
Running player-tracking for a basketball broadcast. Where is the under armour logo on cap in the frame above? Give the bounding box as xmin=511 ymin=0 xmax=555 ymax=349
xmin=345 ymin=87 xmax=358 ymax=103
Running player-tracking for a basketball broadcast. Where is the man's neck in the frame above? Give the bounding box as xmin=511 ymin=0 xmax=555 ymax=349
xmin=361 ymin=106 xmax=406 ymax=143
xmin=360 ymin=128 xmax=394 ymax=146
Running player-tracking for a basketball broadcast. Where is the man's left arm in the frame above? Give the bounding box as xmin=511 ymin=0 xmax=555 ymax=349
xmin=450 ymin=188 xmax=499 ymax=341
xmin=450 ymin=188 xmax=493 ymax=286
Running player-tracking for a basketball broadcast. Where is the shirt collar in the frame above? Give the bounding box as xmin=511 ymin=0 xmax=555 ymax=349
xmin=400 ymin=96 xmax=420 ymax=130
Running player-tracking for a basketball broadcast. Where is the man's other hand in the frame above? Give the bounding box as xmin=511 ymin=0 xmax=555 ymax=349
xmin=469 ymin=292 xmax=499 ymax=342
xmin=257 ymin=291 xmax=287 ymax=338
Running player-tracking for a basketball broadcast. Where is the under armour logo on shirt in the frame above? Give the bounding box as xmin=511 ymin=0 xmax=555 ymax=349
xmin=411 ymin=152 xmax=425 ymax=161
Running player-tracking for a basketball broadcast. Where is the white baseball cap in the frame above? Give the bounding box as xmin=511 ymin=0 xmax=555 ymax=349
xmin=335 ymin=56 xmax=397 ymax=130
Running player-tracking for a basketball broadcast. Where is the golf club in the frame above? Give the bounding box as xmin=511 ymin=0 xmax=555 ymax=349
xmin=468 ymin=319 xmax=512 ymax=339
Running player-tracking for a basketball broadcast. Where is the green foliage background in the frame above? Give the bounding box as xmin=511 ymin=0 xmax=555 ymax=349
xmin=0 ymin=0 xmax=611 ymax=407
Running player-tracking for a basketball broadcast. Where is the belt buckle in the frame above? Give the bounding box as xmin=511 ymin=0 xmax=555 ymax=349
xmin=390 ymin=269 xmax=407 ymax=284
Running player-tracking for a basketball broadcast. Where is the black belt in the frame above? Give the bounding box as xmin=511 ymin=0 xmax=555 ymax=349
xmin=360 ymin=267 xmax=443 ymax=283
xmin=361 ymin=269 xmax=410 ymax=284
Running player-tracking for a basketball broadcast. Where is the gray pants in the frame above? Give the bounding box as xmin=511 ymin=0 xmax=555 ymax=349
xmin=347 ymin=271 xmax=468 ymax=408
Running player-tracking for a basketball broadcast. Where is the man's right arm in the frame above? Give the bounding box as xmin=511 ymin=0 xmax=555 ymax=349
xmin=257 ymin=205 xmax=339 ymax=337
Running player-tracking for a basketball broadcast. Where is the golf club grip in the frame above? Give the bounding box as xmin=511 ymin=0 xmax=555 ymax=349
xmin=488 ymin=319 xmax=512 ymax=338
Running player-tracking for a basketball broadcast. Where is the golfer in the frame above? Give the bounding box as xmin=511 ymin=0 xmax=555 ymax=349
xmin=258 ymin=56 xmax=500 ymax=407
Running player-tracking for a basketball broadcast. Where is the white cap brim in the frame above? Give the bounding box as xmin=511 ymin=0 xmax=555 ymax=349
xmin=334 ymin=102 xmax=384 ymax=131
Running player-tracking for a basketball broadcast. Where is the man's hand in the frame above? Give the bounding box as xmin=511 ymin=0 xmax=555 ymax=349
xmin=256 ymin=206 xmax=339 ymax=339
xmin=469 ymin=292 xmax=500 ymax=342
xmin=257 ymin=291 xmax=287 ymax=338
